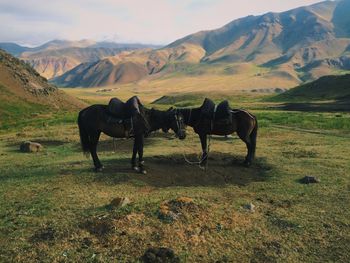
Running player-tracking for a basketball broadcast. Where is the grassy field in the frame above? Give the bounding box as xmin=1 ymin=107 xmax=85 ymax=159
xmin=0 ymin=92 xmax=349 ymax=262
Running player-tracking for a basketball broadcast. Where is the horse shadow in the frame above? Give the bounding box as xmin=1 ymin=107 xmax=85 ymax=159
xmin=70 ymin=152 xmax=273 ymax=188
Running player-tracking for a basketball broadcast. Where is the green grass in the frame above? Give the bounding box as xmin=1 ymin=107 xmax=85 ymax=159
xmin=0 ymin=84 xmax=79 ymax=132
xmin=256 ymin=111 xmax=350 ymax=132
xmin=0 ymin=94 xmax=349 ymax=262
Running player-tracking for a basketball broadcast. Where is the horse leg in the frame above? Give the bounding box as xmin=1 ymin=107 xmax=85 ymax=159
xmin=131 ymin=137 xmax=140 ymax=172
xmin=90 ymin=132 xmax=103 ymax=172
xmin=137 ymin=134 xmax=146 ymax=174
xmin=237 ymin=129 xmax=253 ymax=167
xmin=199 ymin=133 xmax=208 ymax=166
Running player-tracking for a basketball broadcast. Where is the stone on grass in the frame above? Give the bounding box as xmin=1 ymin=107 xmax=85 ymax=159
xmin=300 ymin=176 xmax=320 ymax=184
xmin=243 ymin=203 xmax=255 ymax=212
xmin=20 ymin=141 xmax=43 ymax=153
xmin=109 ymin=197 xmax=131 ymax=208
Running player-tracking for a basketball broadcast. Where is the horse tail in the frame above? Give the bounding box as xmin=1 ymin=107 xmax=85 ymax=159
xmin=250 ymin=115 xmax=258 ymax=159
xmin=78 ymin=110 xmax=90 ymax=156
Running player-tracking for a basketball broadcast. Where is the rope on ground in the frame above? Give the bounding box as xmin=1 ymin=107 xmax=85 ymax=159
xmin=182 ymin=134 xmax=212 ymax=171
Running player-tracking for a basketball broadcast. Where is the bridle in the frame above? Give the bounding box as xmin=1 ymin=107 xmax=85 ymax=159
xmin=174 ymin=109 xmax=185 ymax=136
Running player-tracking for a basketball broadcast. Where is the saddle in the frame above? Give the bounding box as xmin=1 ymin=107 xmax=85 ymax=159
xmin=198 ymin=98 xmax=232 ymax=131
xmin=107 ymin=96 xmax=150 ymax=136
xmin=200 ymin=98 xmax=232 ymax=121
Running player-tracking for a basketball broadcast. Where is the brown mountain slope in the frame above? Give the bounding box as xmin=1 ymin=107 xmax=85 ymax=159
xmin=0 ymin=49 xmax=85 ymax=117
xmin=52 ymin=44 xmax=205 ymax=87
xmin=0 ymin=40 xmax=162 ymax=80
xmin=19 ymin=47 xmax=143 ymax=79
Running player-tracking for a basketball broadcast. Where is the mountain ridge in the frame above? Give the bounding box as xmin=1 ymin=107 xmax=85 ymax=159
xmin=53 ymin=0 xmax=350 ymax=88
xmin=6 ymin=0 xmax=350 ymax=90
xmin=0 ymin=40 xmax=162 ymax=79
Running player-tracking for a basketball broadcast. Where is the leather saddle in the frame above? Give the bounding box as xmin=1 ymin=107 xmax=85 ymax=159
xmin=198 ymin=98 xmax=232 ymax=131
xmin=200 ymin=98 xmax=232 ymax=121
xmin=107 ymin=96 xmax=149 ymax=136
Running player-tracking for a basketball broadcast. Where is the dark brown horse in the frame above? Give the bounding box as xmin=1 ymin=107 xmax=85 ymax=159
xmin=178 ymin=101 xmax=258 ymax=167
xmin=78 ymin=101 xmax=186 ymax=174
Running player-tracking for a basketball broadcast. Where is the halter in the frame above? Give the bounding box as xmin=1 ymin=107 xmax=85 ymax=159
xmin=174 ymin=109 xmax=184 ymax=135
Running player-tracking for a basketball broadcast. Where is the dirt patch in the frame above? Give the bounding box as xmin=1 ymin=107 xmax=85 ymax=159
xmin=79 ymin=153 xmax=271 ymax=187
xmin=141 ymin=247 xmax=180 ymax=263
xmin=30 ymin=226 xmax=56 ymax=243
xmin=80 ymin=216 xmax=115 ymax=237
xmin=158 ymin=197 xmax=199 ymax=223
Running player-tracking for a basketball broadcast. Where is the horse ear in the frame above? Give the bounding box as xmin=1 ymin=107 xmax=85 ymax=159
xmin=167 ymin=107 xmax=174 ymax=112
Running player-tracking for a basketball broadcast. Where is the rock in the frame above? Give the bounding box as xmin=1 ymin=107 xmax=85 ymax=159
xmin=141 ymin=247 xmax=180 ymax=263
xmin=243 ymin=203 xmax=255 ymax=212
xmin=20 ymin=141 xmax=43 ymax=153
xmin=300 ymin=176 xmax=320 ymax=184
xmin=109 ymin=197 xmax=131 ymax=208
xmin=80 ymin=217 xmax=114 ymax=236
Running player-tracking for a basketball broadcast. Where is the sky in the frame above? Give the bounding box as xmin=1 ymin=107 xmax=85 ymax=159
xmin=0 ymin=0 xmax=326 ymax=46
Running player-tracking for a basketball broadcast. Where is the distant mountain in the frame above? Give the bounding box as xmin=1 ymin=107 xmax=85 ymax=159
xmin=0 ymin=43 xmax=31 ymax=56
xmin=53 ymin=0 xmax=350 ymax=89
xmin=0 ymin=49 xmax=84 ymax=122
xmin=0 ymin=40 xmax=162 ymax=79
xmin=51 ymin=44 xmax=205 ymax=87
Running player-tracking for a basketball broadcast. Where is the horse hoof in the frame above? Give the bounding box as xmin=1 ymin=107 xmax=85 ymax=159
xmin=133 ymin=166 xmax=140 ymax=172
xmin=95 ymin=167 xmax=103 ymax=172
xmin=243 ymin=161 xmax=251 ymax=167
xmin=141 ymin=169 xmax=147 ymax=175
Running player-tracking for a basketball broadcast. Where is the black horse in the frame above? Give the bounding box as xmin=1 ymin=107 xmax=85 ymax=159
xmin=78 ymin=97 xmax=186 ymax=174
xmin=177 ymin=99 xmax=258 ymax=167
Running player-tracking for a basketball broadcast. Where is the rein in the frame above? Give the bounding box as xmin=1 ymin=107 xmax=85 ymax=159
xmin=181 ymin=133 xmax=212 ymax=171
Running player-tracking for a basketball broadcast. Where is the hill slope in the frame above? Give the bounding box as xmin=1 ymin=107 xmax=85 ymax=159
xmin=275 ymin=73 xmax=350 ymax=101
xmin=53 ymin=0 xmax=350 ymax=89
xmin=52 ymin=43 xmax=206 ymax=87
xmin=0 ymin=49 xmax=85 ymax=124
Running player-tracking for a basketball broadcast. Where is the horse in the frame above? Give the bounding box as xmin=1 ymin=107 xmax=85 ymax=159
xmin=177 ymin=99 xmax=258 ymax=167
xmin=78 ymin=98 xmax=186 ymax=174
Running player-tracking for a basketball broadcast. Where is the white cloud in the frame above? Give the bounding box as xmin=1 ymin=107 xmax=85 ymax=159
xmin=0 ymin=0 xmax=325 ymax=46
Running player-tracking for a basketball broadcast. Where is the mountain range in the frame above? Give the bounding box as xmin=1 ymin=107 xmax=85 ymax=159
xmin=0 ymin=40 xmax=161 ymax=79
xmin=2 ymin=0 xmax=350 ymax=90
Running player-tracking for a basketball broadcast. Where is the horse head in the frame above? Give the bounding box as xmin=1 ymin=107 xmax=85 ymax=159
xmin=162 ymin=107 xmax=186 ymax=140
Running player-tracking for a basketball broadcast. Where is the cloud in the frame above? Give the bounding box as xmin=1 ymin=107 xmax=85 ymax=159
xmin=0 ymin=0 xmax=324 ymax=46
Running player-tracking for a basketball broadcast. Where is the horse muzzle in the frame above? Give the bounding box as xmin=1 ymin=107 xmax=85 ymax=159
xmin=177 ymin=131 xmax=186 ymax=140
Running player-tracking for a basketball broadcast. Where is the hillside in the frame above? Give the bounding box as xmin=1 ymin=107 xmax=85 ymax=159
xmin=0 ymin=40 xmax=161 ymax=79
xmin=275 ymin=73 xmax=350 ymax=101
xmin=0 ymin=49 xmax=85 ymax=125
xmin=53 ymin=0 xmax=350 ymax=89
xmin=52 ymin=43 xmax=206 ymax=87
